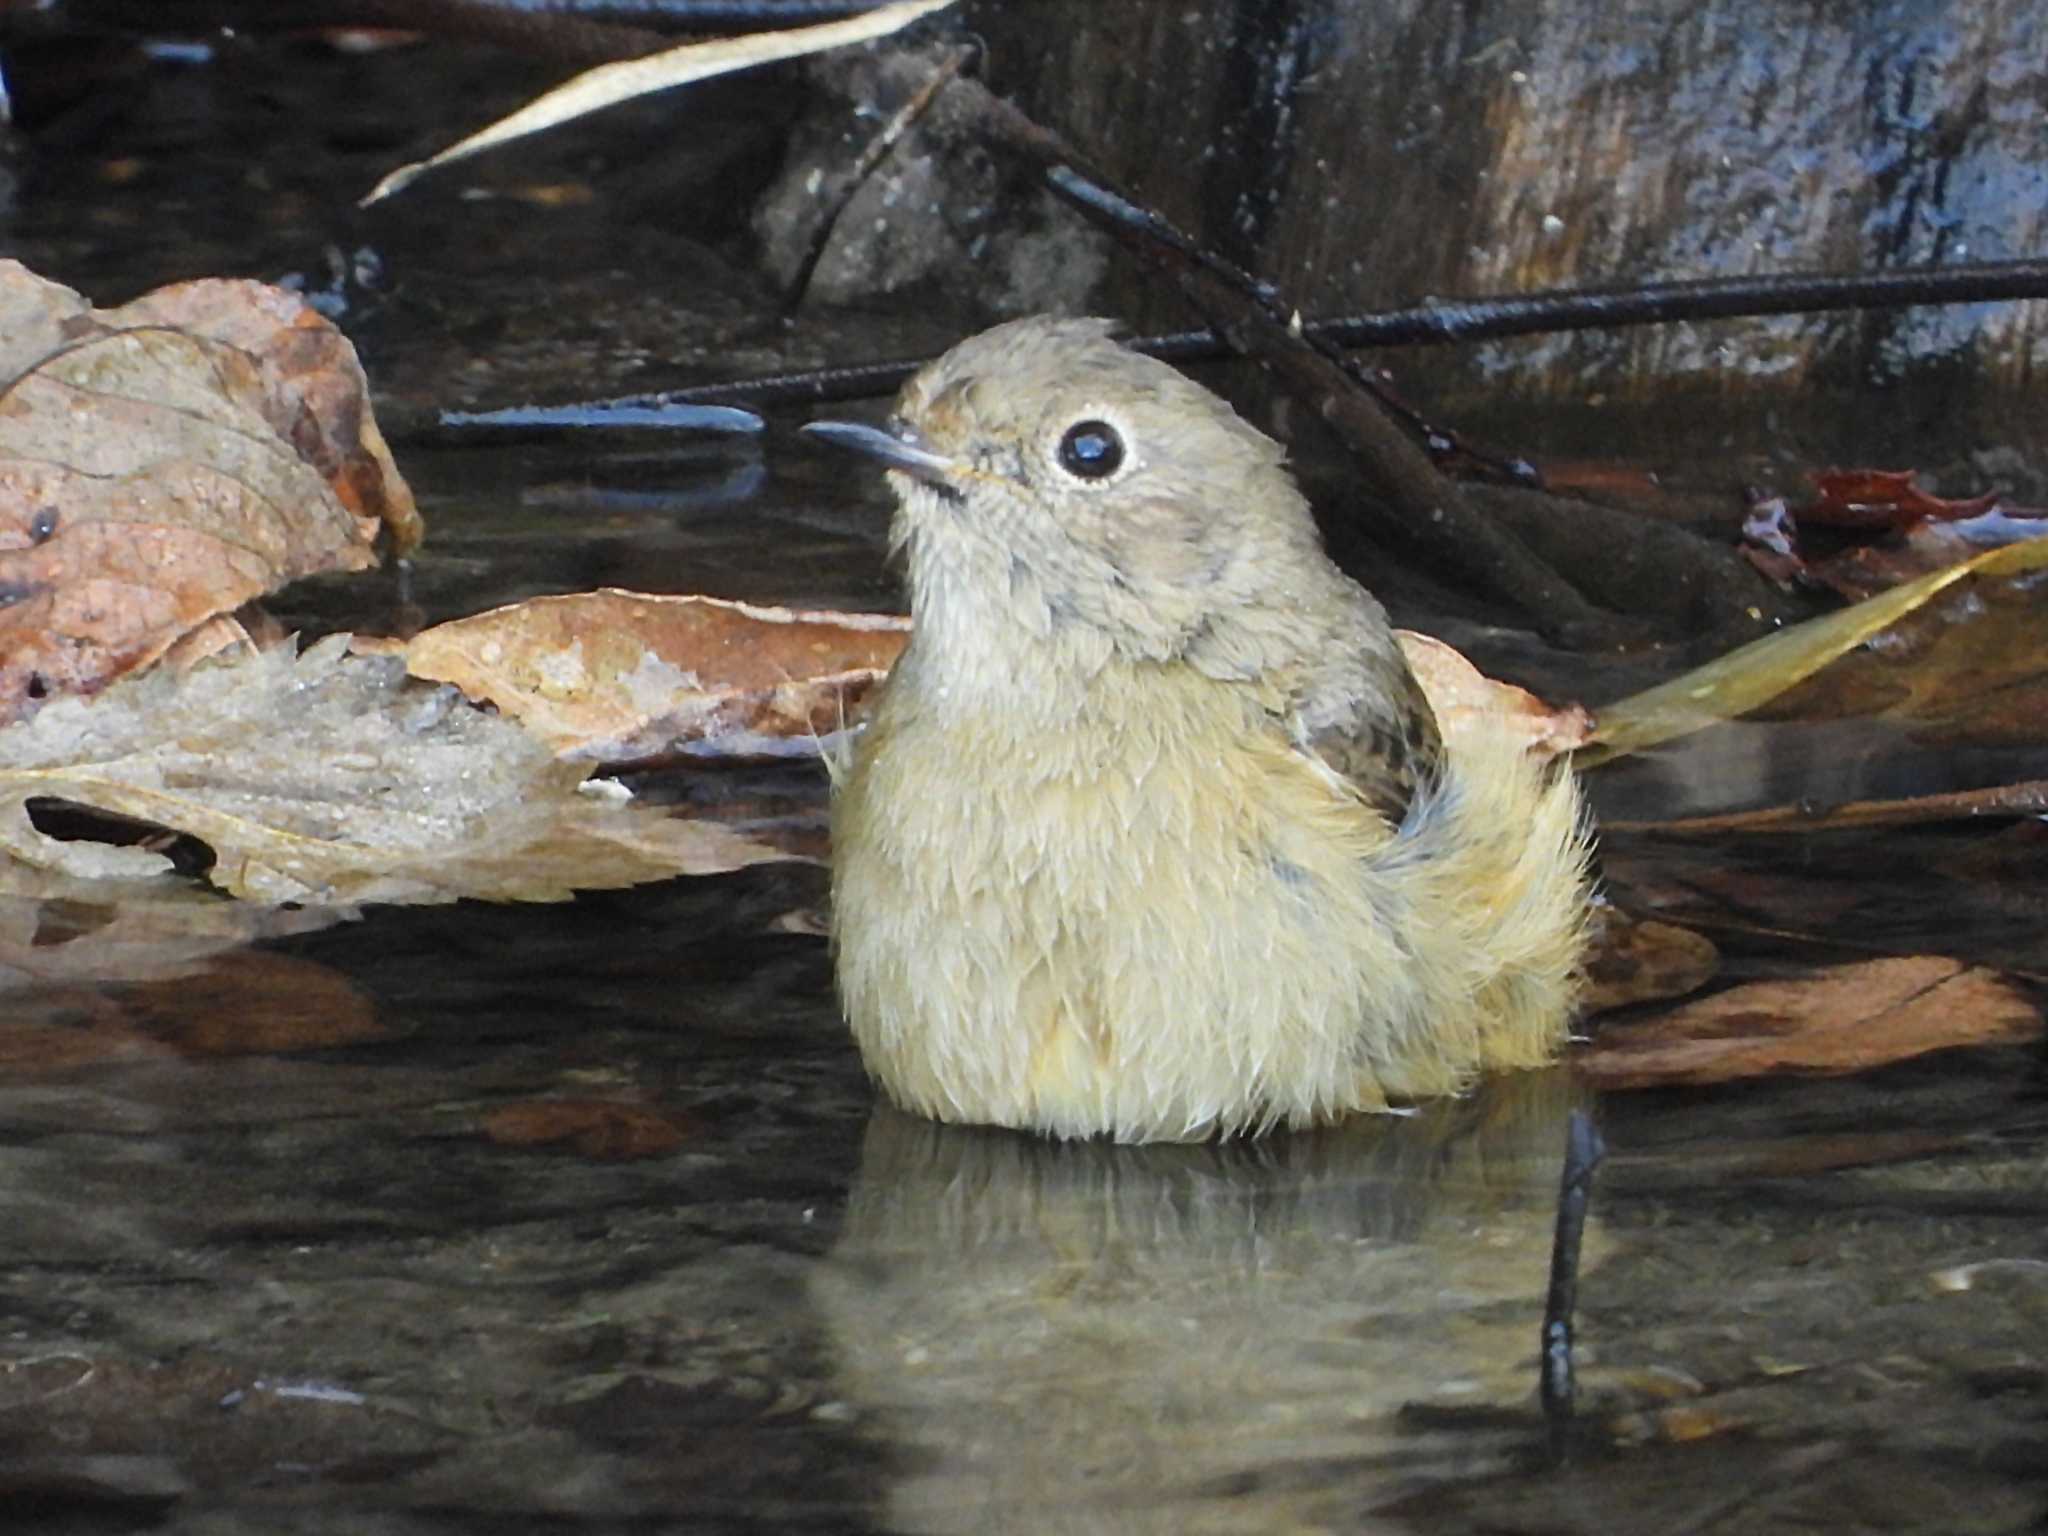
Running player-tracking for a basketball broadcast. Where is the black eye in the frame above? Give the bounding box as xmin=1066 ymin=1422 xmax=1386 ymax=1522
xmin=1056 ymin=420 xmax=1124 ymax=480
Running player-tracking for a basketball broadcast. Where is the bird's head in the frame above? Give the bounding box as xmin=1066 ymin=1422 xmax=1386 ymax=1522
xmin=806 ymin=317 xmax=1333 ymax=666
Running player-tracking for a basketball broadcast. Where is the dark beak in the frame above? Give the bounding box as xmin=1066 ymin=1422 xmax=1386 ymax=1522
xmin=801 ymin=419 xmax=961 ymax=486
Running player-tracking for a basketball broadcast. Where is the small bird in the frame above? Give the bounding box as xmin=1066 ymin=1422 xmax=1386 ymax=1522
xmin=805 ymin=317 xmax=1591 ymax=1143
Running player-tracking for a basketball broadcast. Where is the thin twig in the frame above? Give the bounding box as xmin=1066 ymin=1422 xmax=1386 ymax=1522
xmin=3 ymin=0 xmax=903 ymax=53
xmin=16 ymin=0 xmax=671 ymax=61
xmin=1603 ymin=778 xmax=2048 ymax=837
xmin=658 ymin=256 xmax=2048 ymax=408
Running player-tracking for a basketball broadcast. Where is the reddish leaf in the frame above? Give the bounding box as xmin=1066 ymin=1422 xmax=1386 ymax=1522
xmin=1803 ymin=468 xmax=2001 ymax=531
xmin=0 ymin=949 xmax=384 ymax=1074
xmin=482 ymin=1098 xmax=695 ymax=1160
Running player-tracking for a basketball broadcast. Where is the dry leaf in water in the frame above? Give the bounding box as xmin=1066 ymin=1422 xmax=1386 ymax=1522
xmin=0 ymin=636 xmax=798 ymax=905
xmin=0 ymin=948 xmax=384 ymax=1076
xmin=403 ymin=596 xmax=1575 ymax=766
xmin=481 ymin=1099 xmax=695 ymax=1160
xmin=1577 ymin=955 xmax=2041 ymax=1089
xmin=1395 ymin=630 xmax=1594 ymax=760
xmin=403 ymin=590 xmax=910 ymax=761
xmin=0 ymin=261 xmax=420 ymax=723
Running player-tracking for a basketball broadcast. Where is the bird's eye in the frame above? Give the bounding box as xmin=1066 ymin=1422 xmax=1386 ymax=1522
xmin=1055 ymin=419 xmax=1125 ymax=480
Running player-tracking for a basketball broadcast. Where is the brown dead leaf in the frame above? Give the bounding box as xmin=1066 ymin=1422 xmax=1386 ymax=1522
xmin=1579 ymin=905 xmax=1719 ymax=1015
xmin=0 ymin=948 xmax=383 ymax=1075
xmin=0 ymin=260 xmax=418 ymax=724
xmin=102 ymin=275 xmax=422 ymax=554
xmin=1578 ymin=955 xmax=2042 ymax=1089
xmin=404 ymin=590 xmax=911 ymax=761
xmin=481 ymin=1099 xmax=694 ymax=1160
xmin=1802 ymin=468 xmax=2000 ymax=531
xmin=401 ymin=598 xmax=1578 ymax=766
xmin=1395 ymin=630 xmax=1594 ymax=759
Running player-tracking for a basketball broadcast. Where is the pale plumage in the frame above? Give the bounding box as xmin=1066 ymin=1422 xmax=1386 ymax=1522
xmin=811 ymin=317 xmax=1591 ymax=1142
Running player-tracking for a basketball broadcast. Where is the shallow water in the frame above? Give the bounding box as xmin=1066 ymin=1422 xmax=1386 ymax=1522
xmin=1 ymin=25 xmax=2045 ymax=1536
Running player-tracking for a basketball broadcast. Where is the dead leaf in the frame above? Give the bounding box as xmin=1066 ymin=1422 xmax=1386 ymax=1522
xmin=1801 ymin=468 xmax=2001 ymax=531
xmin=361 ymin=0 xmax=960 ymax=204
xmin=1577 ymin=956 xmax=2042 ymax=1089
xmin=1579 ymin=905 xmax=1719 ymax=1014
xmin=0 ymin=948 xmax=383 ymax=1075
xmin=103 ymin=276 xmax=422 ymax=554
xmin=403 ymin=590 xmax=911 ymax=761
xmin=0 ymin=635 xmax=802 ymax=905
xmin=0 ymin=261 xmax=419 ymax=723
xmin=482 ymin=1099 xmax=694 ymax=1160
xmin=1395 ymin=630 xmax=1594 ymax=759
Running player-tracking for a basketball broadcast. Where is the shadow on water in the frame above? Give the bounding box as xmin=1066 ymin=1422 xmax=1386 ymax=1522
xmin=0 ymin=20 xmax=2045 ymax=1536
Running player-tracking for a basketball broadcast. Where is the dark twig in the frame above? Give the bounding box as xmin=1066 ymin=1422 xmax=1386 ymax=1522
xmin=1540 ymin=1109 xmax=1607 ymax=1463
xmin=781 ymin=41 xmax=977 ymax=312
xmin=661 ymin=256 xmax=2048 ymax=409
xmin=7 ymin=0 xmax=671 ymax=62
xmin=0 ymin=1 xmax=902 ymax=59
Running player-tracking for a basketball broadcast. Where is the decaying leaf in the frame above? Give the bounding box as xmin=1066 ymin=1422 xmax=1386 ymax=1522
xmin=1745 ymin=480 xmax=2048 ymax=601
xmin=362 ymin=0 xmax=960 ymax=204
xmin=0 ymin=636 xmax=800 ymax=906
xmin=1800 ymin=468 xmax=2002 ymax=531
xmin=0 ymin=261 xmax=420 ymax=724
xmin=402 ymin=590 xmax=911 ymax=761
xmin=1577 ymin=955 xmax=2042 ymax=1089
xmin=0 ymin=948 xmax=385 ymax=1075
xmin=481 ymin=1098 xmax=696 ymax=1160
xmin=1395 ymin=630 xmax=1594 ymax=760
xmin=400 ymin=594 xmax=1574 ymax=765
xmin=1580 ymin=533 xmax=2048 ymax=766
xmin=102 ymin=274 xmax=422 ymax=555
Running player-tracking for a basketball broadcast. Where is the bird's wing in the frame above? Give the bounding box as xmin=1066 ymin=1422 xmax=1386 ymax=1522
xmin=1299 ymin=659 xmax=1444 ymax=824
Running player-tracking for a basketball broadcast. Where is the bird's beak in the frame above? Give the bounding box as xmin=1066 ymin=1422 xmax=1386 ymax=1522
xmin=801 ymin=418 xmax=961 ymax=486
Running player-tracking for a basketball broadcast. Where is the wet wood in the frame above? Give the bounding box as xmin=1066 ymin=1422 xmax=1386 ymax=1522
xmin=971 ymin=0 xmax=2048 ymax=417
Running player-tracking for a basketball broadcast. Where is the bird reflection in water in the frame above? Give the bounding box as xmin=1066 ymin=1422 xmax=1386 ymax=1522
xmin=814 ymin=1068 xmax=1599 ymax=1533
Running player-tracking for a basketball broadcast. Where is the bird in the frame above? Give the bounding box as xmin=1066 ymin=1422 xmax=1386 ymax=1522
xmin=803 ymin=316 xmax=1592 ymax=1143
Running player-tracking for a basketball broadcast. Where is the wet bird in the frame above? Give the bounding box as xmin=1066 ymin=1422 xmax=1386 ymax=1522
xmin=805 ymin=317 xmax=1591 ymax=1142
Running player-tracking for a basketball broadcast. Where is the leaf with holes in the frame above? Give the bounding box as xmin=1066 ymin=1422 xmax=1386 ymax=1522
xmin=0 ymin=637 xmax=803 ymax=905
xmin=0 ymin=260 xmax=420 ymax=724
